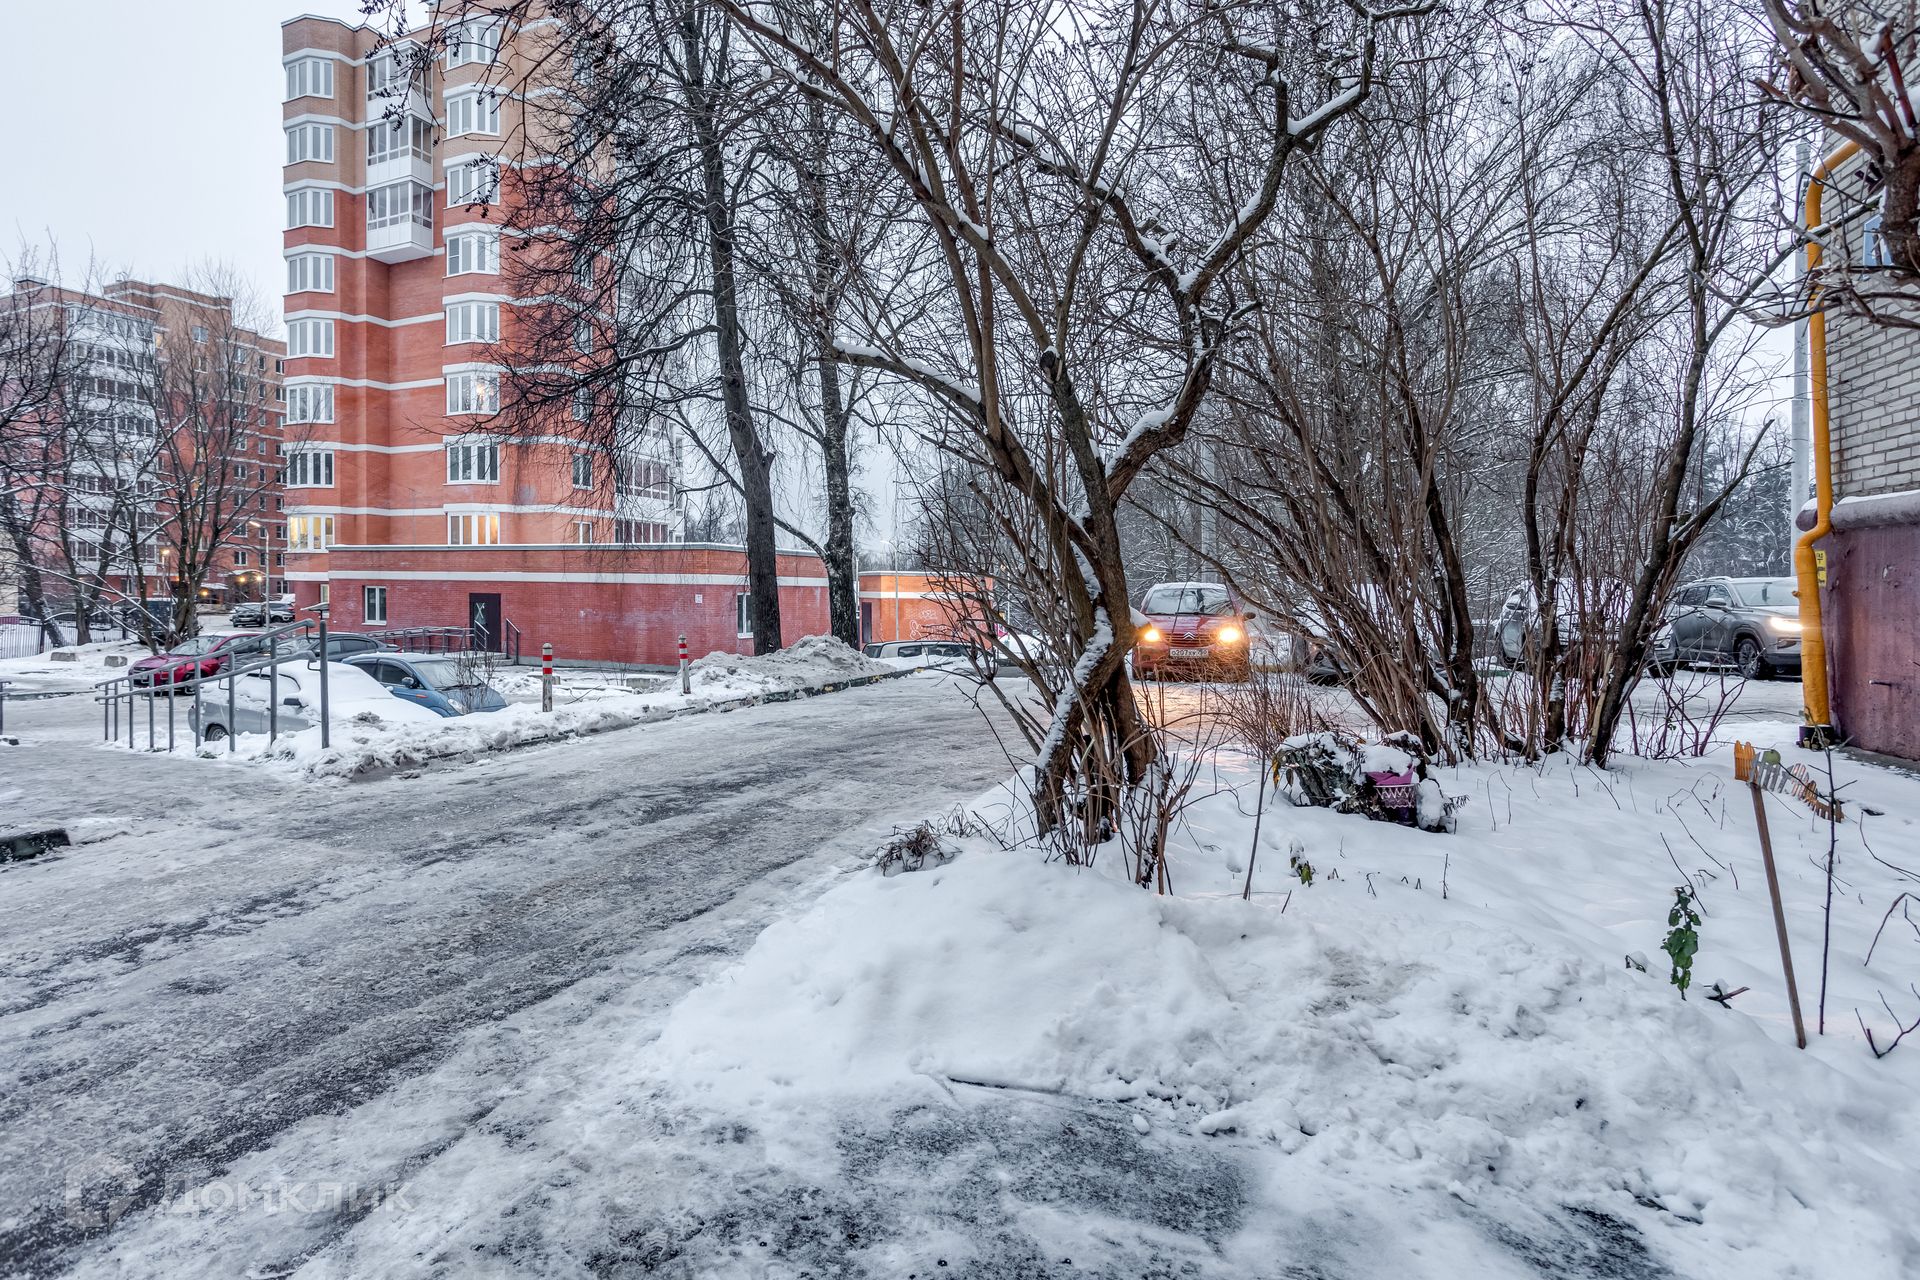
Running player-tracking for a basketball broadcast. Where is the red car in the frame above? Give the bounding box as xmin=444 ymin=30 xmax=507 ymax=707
xmin=129 ymin=633 xmax=269 ymax=690
xmin=1132 ymin=582 xmax=1256 ymax=681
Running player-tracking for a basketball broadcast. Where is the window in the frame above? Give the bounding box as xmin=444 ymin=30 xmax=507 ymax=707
xmin=573 ymin=253 xmax=594 ymax=289
xmin=735 ymin=593 xmax=752 ymax=638
xmin=445 ymin=301 xmax=500 ymax=344
xmin=445 ymin=371 xmax=500 ymax=415
xmin=287 ymin=253 xmax=335 ymax=294
xmin=286 ymin=188 xmax=335 ymax=229
xmin=286 ymin=449 xmax=335 ymax=487
xmin=447 ymin=158 xmax=499 ymax=207
xmin=234 ymin=550 xmax=249 ymax=567
xmin=284 ymin=57 xmax=334 ymax=101
xmin=614 ymin=518 xmax=666 ymax=543
xmin=367 ymin=48 xmax=409 ymax=98
xmin=446 ymin=89 xmax=500 ymax=137
xmin=287 ymin=318 xmax=335 ymax=358
xmin=446 ymin=439 xmax=500 ymax=482
xmin=367 ymin=180 xmax=434 ymax=231
xmin=1864 ymin=212 xmax=1889 ymax=269
xmin=285 ymin=383 xmax=334 ymax=424
xmin=285 ymin=123 xmax=335 ymax=164
xmin=367 ymin=114 xmax=433 ymax=164
xmin=572 ymin=452 xmax=592 ymax=488
xmin=616 ymin=454 xmax=670 ymax=499
xmin=287 ymin=514 xmax=335 ymax=551
xmin=446 ymin=19 xmax=503 ymax=67
xmin=572 ymin=520 xmax=595 ymax=544
xmin=364 ymin=585 xmax=388 ymax=625
xmin=448 ymin=512 xmax=501 ymax=545
xmin=571 ymin=386 xmax=591 ymax=422
xmin=573 ymin=314 xmax=594 ymax=354
xmin=446 ymin=229 xmax=500 ymax=275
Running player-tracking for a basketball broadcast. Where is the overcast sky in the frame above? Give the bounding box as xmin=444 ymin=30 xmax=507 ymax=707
xmin=0 ymin=0 xmax=379 ymax=331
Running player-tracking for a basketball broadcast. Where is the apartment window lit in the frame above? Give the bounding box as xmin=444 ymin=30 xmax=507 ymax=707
xmin=287 ymin=514 xmax=335 ymax=551
xmin=446 ymin=158 xmax=499 ymax=207
xmin=286 ymin=449 xmax=335 ymax=487
xmin=364 ymin=585 xmax=388 ymax=625
xmin=735 ymin=593 xmax=752 ymax=638
xmin=445 ymin=371 xmax=500 ymax=416
xmin=285 ymin=383 xmax=334 ymax=424
xmin=446 ymin=439 xmax=500 ymax=483
xmin=284 ymin=57 xmax=335 ymax=101
xmin=447 ymin=512 xmax=501 ymax=545
xmin=572 ymin=520 xmax=595 ymax=544
xmin=287 ymin=319 xmax=334 ymax=359
xmin=287 ymin=253 xmax=334 ymax=294
xmin=285 ymin=123 xmax=335 ymax=164
xmin=446 ymin=19 xmax=503 ymax=68
xmin=367 ymin=114 xmax=433 ymax=165
xmin=367 ymin=180 xmax=434 ymax=231
xmin=446 ymin=230 xmax=500 ymax=275
xmin=286 ymin=188 xmax=334 ymax=229
xmin=446 ymin=89 xmax=500 ymax=137
xmin=445 ymin=301 xmax=500 ymax=345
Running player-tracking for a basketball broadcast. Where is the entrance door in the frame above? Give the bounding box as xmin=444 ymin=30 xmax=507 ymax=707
xmin=860 ymin=601 xmax=874 ymax=647
xmin=468 ymin=592 xmax=503 ymax=652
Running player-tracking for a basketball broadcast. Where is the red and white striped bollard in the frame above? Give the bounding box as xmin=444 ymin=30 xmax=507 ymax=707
xmin=541 ymin=642 xmax=554 ymax=712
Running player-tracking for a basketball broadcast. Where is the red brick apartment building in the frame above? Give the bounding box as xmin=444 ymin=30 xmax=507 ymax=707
xmin=280 ymin=6 xmax=872 ymax=665
xmin=2 ymin=275 xmax=285 ymax=612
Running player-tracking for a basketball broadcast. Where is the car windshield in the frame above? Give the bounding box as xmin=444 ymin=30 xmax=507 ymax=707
xmin=1141 ymin=585 xmax=1233 ymax=616
xmin=1733 ymin=579 xmax=1796 ymax=608
xmin=408 ymin=658 xmax=478 ymax=689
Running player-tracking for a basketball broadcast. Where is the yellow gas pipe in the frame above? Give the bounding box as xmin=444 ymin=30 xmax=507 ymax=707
xmin=1795 ymin=139 xmax=1859 ymax=746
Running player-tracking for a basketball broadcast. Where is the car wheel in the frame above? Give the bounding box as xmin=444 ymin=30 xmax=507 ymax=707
xmin=1735 ymin=637 xmax=1770 ymax=681
xmin=203 ymin=724 xmax=227 ymax=742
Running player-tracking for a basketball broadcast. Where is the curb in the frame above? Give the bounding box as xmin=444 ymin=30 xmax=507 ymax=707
xmin=348 ymin=665 xmax=926 ymax=781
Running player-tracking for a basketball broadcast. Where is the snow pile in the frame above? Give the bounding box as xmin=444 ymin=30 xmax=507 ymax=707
xmin=687 ymin=633 xmax=890 ymax=695
xmin=637 ymin=728 xmax=1920 ymax=1277
xmin=0 ymin=637 xmax=148 ymax=692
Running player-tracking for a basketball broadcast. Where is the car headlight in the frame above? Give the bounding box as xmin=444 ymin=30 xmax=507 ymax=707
xmin=1766 ymin=615 xmax=1802 ymax=634
xmin=1216 ymin=625 xmax=1243 ymax=644
xmin=1140 ymin=626 xmax=1161 ymax=644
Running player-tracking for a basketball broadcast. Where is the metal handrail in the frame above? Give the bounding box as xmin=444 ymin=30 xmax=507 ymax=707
xmin=92 ymin=616 xmax=335 ymax=754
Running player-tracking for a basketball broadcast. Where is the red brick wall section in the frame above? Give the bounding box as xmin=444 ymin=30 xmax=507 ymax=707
xmin=856 ymin=573 xmax=988 ymax=645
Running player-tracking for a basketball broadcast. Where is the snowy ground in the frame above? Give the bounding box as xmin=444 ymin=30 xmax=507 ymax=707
xmin=5 ymin=663 xmax=1913 ymax=1278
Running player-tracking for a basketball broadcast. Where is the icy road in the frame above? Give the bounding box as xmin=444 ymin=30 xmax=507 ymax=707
xmin=0 ymin=679 xmax=1022 ymax=1277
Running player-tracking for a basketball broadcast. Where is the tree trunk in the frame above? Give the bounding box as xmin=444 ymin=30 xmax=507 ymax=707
xmin=804 ymin=98 xmax=860 ymax=649
xmin=685 ymin=10 xmax=781 ymax=653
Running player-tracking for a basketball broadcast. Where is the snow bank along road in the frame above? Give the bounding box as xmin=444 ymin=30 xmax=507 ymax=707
xmin=0 ymin=678 xmax=1020 ymax=1276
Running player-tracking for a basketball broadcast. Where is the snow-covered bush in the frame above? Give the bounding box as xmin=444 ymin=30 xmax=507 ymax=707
xmin=1279 ymin=729 xmax=1463 ymax=833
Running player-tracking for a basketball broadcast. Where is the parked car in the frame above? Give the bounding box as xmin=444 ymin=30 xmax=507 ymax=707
xmin=128 ymin=632 xmax=271 ymax=690
xmin=865 ymin=639 xmax=989 ymax=673
xmin=313 ymin=631 xmax=398 ymax=661
xmin=189 ymin=661 xmax=442 ymax=740
xmin=1493 ymin=580 xmax=1674 ymax=676
xmin=344 ymin=652 xmax=508 ymax=716
xmin=1132 ymin=581 xmax=1256 ymax=682
xmin=1664 ymin=576 xmax=1802 ymax=679
xmin=231 ymin=596 xmax=297 ymax=627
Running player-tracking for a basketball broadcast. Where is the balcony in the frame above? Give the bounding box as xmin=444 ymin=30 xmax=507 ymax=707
xmin=366 ymin=150 xmax=434 ymax=194
xmin=366 ymin=179 xmax=435 ymax=264
xmin=367 ymin=217 xmax=433 ymax=263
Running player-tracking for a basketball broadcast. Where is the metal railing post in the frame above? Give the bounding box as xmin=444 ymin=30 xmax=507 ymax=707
xmin=167 ymin=682 xmax=176 ymax=754
xmin=267 ymin=634 xmax=279 ymax=744
xmin=146 ymin=686 xmax=155 ymax=751
xmin=317 ymin=614 xmax=331 ymax=749
xmin=226 ymin=673 xmax=236 ymax=754
xmin=191 ymin=674 xmax=203 ymax=749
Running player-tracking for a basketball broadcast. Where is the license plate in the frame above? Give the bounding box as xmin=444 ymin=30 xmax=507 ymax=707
xmin=1169 ymin=646 xmax=1211 ymax=659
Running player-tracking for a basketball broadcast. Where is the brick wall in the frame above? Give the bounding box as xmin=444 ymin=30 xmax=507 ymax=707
xmin=1827 ymin=305 xmax=1920 ymax=499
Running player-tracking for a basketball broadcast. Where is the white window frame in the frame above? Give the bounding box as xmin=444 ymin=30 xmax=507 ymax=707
xmin=284 ymin=57 xmax=335 ymax=102
xmin=367 ymin=114 xmax=433 ymax=165
xmin=285 ymin=448 xmax=335 ymax=488
xmin=446 ymin=439 xmax=500 ymax=484
xmin=285 ymin=383 xmax=335 ymax=424
xmin=446 ymin=19 xmax=504 ymax=68
xmin=287 ymin=253 xmax=335 ymax=294
xmin=446 ymin=158 xmax=499 ymax=207
xmin=573 ymin=314 xmax=594 ymax=354
xmin=572 ymin=520 xmax=595 ymax=544
xmin=446 ymin=89 xmax=500 ymax=138
xmin=445 ymin=370 xmax=500 ymax=416
xmin=446 ymin=229 xmax=500 ymax=276
xmin=288 ymin=514 xmax=336 ymax=551
xmin=286 ymin=188 xmax=335 ymax=230
xmin=735 ymin=593 xmax=752 ymax=638
xmin=364 ymin=585 xmax=388 ymax=625
xmin=287 ymin=318 xmax=335 ymax=359
xmin=367 ymin=180 xmax=434 ymax=231
xmin=285 ymin=122 xmax=335 ymax=164
xmin=447 ymin=512 xmax=501 ymax=545
xmin=445 ymin=301 xmax=500 ymax=345
xmin=571 ymin=386 xmax=592 ymax=422
xmin=571 ymin=452 xmax=592 ymax=489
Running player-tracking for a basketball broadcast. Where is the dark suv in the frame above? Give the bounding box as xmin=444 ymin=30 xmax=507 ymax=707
xmin=1665 ymin=577 xmax=1802 ymax=680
